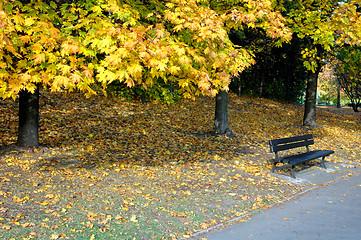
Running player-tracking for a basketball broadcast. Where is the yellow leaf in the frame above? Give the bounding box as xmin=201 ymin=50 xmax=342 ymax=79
xmin=155 ymin=29 xmax=164 ymax=38
xmin=169 ymin=66 xmax=181 ymax=74
xmin=20 ymin=35 xmax=32 ymax=44
xmin=61 ymin=41 xmax=80 ymax=55
xmin=24 ymin=17 xmax=36 ymax=26
xmin=127 ymin=64 xmax=143 ymax=78
xmin=179 ymin=56 xmax=191 ymax=65
xmin=2 ymin=225 xmax=11 ymax=230
xmin=12 ymin=196 xmax=30 ymax=203
xmin=130 ymin=215 xmax=138 ymax=222
xmin=53 ymin=76 xmax=70 ymax=87
xmin=37 ymin=201 xmax=52 ymax=206
xmin=173 ymin=24 xmax=183 ymax=32
xmin=50 ymin=234 xmax=59 ymax=240
xmin=0 ymin=177 xmax=11 ymax=182
xmin=58 ymin=64 xmax=72 ymax=75
xmin=123 ymin=77 xmax=133 ymax=88
xmin=45 ymin=194 xmax=55 ymax=199
xmin=70 ymin=73 xmax=82 ymax=83
xmin=105 ymin=54 xmax=122 ymax=65
xmin=33 ymin=53 xmax=45 ymax=64
xmin=21 ymin=222 xmax=35 ymax=228
xmin=87 ymin=212 xmax=98 ymax=221
xmin=241 ymin=196 xmax=249 ymax=201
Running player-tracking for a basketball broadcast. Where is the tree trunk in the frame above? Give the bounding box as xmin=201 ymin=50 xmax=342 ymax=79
xmin=259 ymin=71 xmax=264 ymax=98
xmin=141 ymin=90 xmax=146 ymax=105
xmin=238 ymin=78 xmax=242 ymax=97
xmin=336 ymin=85 xmax=341 ymax=108
xmin=213 ymin=90 xmax=234 ymax=137
xmin=351 ymin=102 xmax=359 ymax=112
xmin=303 ymin=68 xmax=321 ymax=127
xmin=17 ymin=86 xmax=40 ymax=147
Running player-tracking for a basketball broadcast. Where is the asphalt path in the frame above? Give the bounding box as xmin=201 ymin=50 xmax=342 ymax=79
xmin=192 ymin=168 xmax=361 ymax=240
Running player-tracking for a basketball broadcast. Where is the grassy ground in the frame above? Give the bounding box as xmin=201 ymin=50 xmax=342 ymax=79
xmin=0 ymin=92 xmax=360 ymax=239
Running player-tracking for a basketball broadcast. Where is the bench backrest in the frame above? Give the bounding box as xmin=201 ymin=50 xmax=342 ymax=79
xmin=269 ymin=134 xmax=314 ymax=153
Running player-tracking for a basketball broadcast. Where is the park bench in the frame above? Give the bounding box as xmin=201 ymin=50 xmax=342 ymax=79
xmin=269 ymin=134 xmax=334 ymax=178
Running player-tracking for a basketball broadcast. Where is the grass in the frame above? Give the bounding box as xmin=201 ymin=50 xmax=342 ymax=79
xmin=0 ymin=91 xmax=360 ymax=239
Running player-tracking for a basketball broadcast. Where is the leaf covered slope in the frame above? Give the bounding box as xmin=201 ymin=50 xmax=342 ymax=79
xmin=0 ymin=93 xmax=360 ymax=239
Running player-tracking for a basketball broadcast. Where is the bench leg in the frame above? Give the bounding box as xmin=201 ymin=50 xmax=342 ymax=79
xmin=271 ymin=162 xmax=277 ymax=173
xmin=290 ymin=165 xmax=296 ymax=179
xmin=320 ymin=156 xmax=327 ymax=169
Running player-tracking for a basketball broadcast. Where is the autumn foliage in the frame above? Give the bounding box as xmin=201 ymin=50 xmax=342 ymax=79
xmin=0 ymin=0 xmax=291 ymax=100
xmin=1 ymin=1 xmax=361 ymax=237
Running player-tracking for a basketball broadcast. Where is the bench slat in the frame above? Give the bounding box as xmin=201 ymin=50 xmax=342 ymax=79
xmin=270 ymin=139 xmax=314 ymax=153
xmin=277 ymin=150 xmax=335 ymax=164
xmin=269 ymin=134 xmax=313 ymax=146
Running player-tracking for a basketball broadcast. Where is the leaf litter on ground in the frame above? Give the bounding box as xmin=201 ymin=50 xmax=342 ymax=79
xmin=0 ymin=91 xmax=360 ymax=239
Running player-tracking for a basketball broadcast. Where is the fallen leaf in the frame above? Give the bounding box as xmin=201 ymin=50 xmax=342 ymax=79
xmin=87 ymin=212 xmax=98 ymax=221
xmin=50 ymin=234 xmax=59 ymax=240
xmin=2 ymin=225 xmax=11 ymax=230
xmin=130 ymin=215 xmax=138 ymax=222
xmin=21 ymin=222 xmax=35 ymax=228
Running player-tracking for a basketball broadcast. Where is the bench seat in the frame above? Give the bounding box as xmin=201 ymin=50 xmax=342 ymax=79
xmin=269 ymin=134 xmax=334 ymax=178
xmin=277 ymin=150 xmax=334 ymax=165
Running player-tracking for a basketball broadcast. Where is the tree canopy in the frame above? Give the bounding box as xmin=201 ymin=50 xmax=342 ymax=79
xmin=0 ymin=0 xmax=292 ymax=101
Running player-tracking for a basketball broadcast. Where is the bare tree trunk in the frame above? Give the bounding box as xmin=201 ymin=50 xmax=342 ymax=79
xmin=351 ymin=102 xmax=359 ymax=112
xmin=141 ymin=90 xmax=146 ymax=105
xmin=213 ymin=90 xmax=234 ymax=137
xmin=337 ymin=84 xmax=341 ymax=108
xmin=303 ymin=68 xmax=321 ymax=127
xmin=17 ymin=85 xmax=40 ymax=147
xmin=259 ymin=71 xmax=264 ymax=98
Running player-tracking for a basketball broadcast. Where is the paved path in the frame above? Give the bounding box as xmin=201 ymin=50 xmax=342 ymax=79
xmin=192 ymin=163 xmax=361 ymax=240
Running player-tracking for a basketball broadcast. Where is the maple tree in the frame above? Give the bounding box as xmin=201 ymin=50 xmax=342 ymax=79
xmin=277 ymin=0 xmax=361 ymax=126
xmin=208 ymin=0 xmax=291 ymax=135
xmin=0 ymin=0 xmax=257 ymax=146
xmin=2 ymin=0 xmax=360 ymax=148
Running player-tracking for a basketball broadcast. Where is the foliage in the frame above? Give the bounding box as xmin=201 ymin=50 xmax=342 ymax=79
xmin=318 ymin=62 xmax=348 ymax=106
xmin=1 ymin=0 xmax=360 ymax=101
xmin=0 ymin=0 xmax=291 ymax=100
xmin=336 ymin=47 xmax=361 ymax=111
xmin=229 ymin=0 xmax=361 ymax=104
xmin=108 ymin=79 xmax=181 ymax=104
xmin=281 ymin=0 xmax=361 ymax=72
xmin=229 ymin=32 xmax=307 ymax=102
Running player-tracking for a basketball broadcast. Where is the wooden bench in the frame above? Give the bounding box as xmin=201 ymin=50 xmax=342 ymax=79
xmin=269 ymin=134 xmax=334 ymax=178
